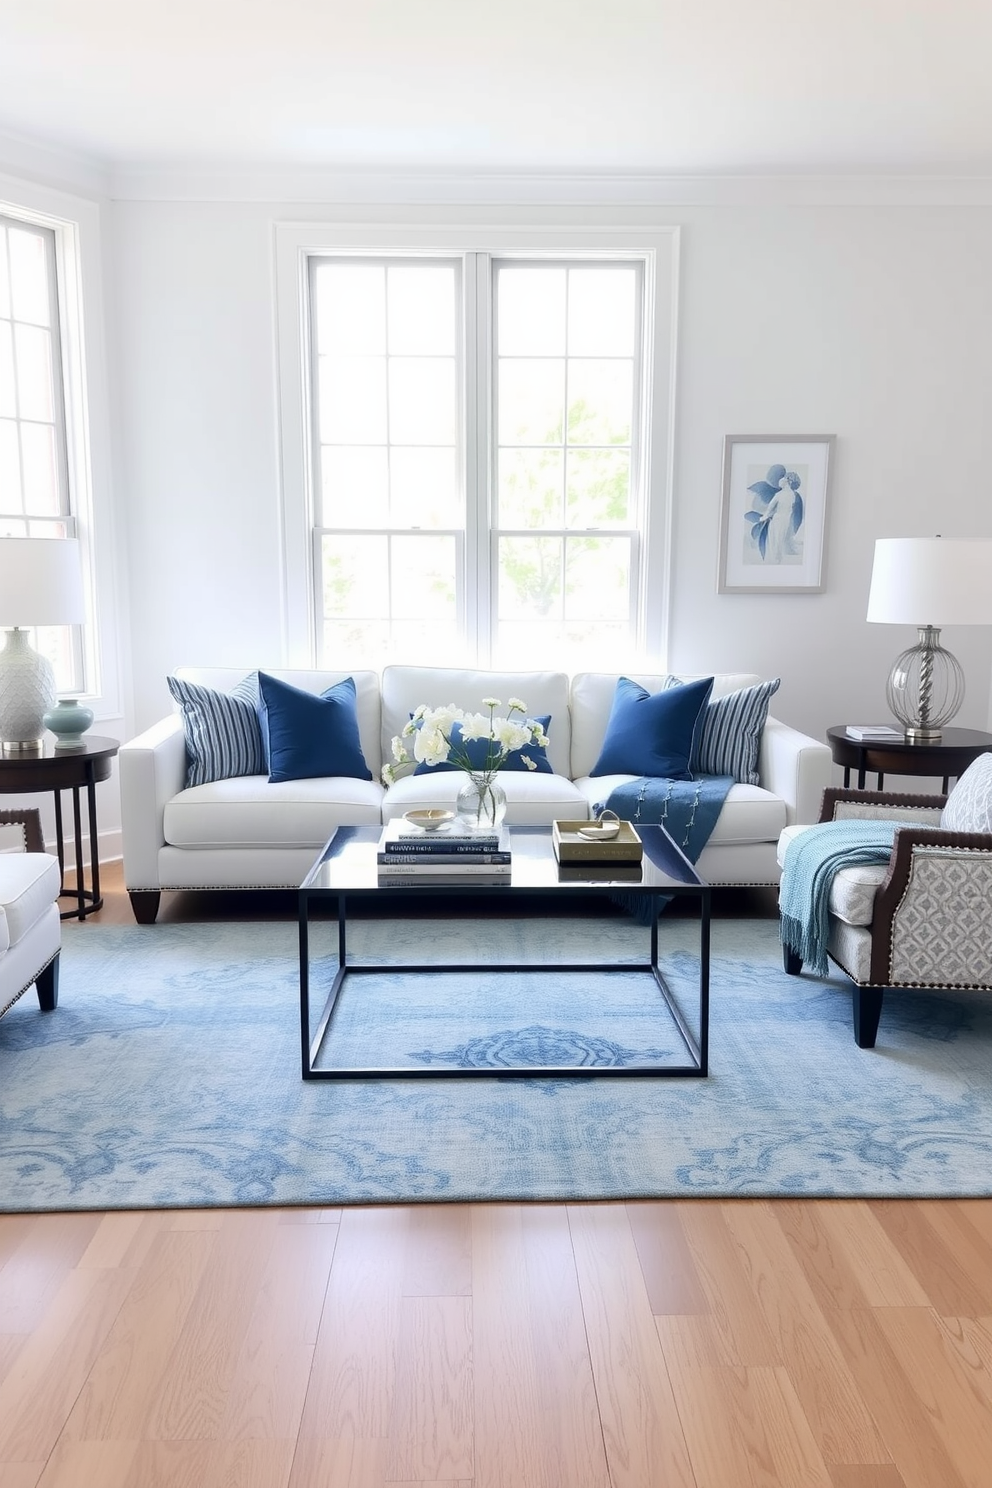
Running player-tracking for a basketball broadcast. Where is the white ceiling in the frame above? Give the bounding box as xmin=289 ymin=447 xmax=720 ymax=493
xmin=1 ymin=0 xmax=991 ymax=179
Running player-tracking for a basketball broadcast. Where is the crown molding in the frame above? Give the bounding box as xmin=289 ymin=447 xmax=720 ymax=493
xmin=106 ymin=163 xmax=992 ymax=208
xmin=0 ymin=127 xmax=111 ymax=201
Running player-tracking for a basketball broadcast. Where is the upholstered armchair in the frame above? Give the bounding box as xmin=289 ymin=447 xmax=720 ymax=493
xmin=777 ymin=781 xmax=992 ymax=1048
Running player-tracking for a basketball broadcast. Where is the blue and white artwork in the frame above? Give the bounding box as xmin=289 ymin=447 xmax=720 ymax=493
xmin=719 ymin=436 xmax=833 ymax=593
xmin=742 ymin=462 xmax=808 ymax=566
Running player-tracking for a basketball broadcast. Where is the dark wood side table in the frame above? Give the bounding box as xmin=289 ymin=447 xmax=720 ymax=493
xmin=0 ymin=736 xmax=119 ymax=920
xmin=826 ymin=725 xmax=992 ymax=793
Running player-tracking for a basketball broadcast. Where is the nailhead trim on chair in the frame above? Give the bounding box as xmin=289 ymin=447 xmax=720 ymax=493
xmin=0 ymin=949 xmax=60 ymax=1020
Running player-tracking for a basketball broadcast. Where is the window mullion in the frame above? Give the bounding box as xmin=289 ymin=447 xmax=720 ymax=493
xmin=464 ymin=251 xmax=490 ymax=663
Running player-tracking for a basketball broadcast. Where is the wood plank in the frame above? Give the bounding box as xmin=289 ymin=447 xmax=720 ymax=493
xmin=868 ymin=1202 xmax=991 ymax=1316
xmin=872 ymin=1306 xmax=992 ymax=1486
xmin=626 ymin=1200 xmax=708 ymax=1314
xmin=145 ymin=1209 xmax=280 ymax=1440
xmin=829 ymin=1466 xmax=909 ymax=1487
xmin=297 ymin=1206 xmax=408 ymax=1439
xmin=825 ymin=1307 xmax=971 ymax=1488
xmin=401 ymin=1204 xmax=472 ymax=1297
xmin=0 ymin=1268 xmax=133 ymax=1462
xmin=779 ymin=1202 xmax=929 ymax=1310
xmin=720 ymin=1201 xmax=890 ymax=1464
xmin=60 ymin=1227 xmax=215 ymax=1442
xmin=287 ymin=1437 xmax=388 ymax=1488
xmin=473 ymin=1204 xmax=611 ymax=1488
xmin=0 ymin=1215 xmax=102 ymax=1333
xmin=913 ymin=1201 xmax=992 ymax=1312
xmin=385 ymin=1297 xmax=473 ymax=1481
xmin=0 ymin=1464 xmax=45 ymax=1488
xmin=567 ymin=1203 xmax=694 ymax=1488
xmin=935 ymin=1314 xmax=992 ymax=1401
xmin=219 ymin=1223 xmax=339 ymax=1442
xmin=676 ymin=1201 xmax=782 ymax=1366
xmin=33 ymin=1441 xmax=139 ymax=1488
xmin=76 ymin=1212 xmax=148 ymax=1271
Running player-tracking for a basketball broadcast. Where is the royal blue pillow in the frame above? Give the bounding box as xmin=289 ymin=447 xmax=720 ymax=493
xmin=414 ymin=715 xmax=553 ymax=774
xmin=257 ymin=672 xmax=372 ymax=784
xmin=589 ymin=676 xmax=714 ymax=779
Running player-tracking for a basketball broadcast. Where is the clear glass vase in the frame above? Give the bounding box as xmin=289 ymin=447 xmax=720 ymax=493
xmin=455 ymin=771 xmax=507 ymax=830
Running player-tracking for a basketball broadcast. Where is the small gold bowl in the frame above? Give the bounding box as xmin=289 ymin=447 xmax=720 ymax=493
xmin=403 ymin=808 xmax=456 ymax=832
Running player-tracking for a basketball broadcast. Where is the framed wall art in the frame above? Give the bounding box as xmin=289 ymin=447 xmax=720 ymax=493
xmin=718 ymin=434 xmax=834 ymax=593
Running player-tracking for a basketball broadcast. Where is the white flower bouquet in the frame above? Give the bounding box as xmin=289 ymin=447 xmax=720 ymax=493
xmin=382 ymin=697 xmax=548 ymax=824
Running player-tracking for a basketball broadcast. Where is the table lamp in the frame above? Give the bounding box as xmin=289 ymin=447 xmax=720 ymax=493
xmin=866 ymin=536 xmax=992 ymax=741
xmin=0 ymin=537 xmax=85 ymax=752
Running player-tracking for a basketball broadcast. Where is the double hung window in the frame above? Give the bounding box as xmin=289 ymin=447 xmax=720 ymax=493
xmin=306 ymin=245 xmax=657 ymax=672
xmin=0 ymin=212 xmax=81 ymax=690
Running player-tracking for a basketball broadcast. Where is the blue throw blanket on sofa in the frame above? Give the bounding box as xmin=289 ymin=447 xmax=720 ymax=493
xmin=779 ymin=820 xmax=898 ymax=976
xmin=596 ymin=775 xmax=735 ymax=923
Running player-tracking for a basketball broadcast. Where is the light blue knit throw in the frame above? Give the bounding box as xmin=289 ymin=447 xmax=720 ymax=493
xmin=780 ymin=820 xmax=899 ymax=977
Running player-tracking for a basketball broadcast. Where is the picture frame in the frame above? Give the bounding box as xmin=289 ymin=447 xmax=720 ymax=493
xmin=718 ymin=434 xmax=835 ymax=593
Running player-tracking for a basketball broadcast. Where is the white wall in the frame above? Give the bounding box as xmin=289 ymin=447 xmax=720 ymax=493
xmin=110 ymin=197 xmax=992 ymax=754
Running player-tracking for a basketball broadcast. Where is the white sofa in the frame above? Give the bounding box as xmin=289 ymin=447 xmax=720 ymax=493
xmin=120 ymin=664 xmax=832 ymax=923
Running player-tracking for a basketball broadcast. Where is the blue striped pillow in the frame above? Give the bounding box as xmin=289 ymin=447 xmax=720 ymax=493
xmin=688 ymin=678 xmax=780 ymax=785
xmin=167 ymin=673 xmax=265 ymax=787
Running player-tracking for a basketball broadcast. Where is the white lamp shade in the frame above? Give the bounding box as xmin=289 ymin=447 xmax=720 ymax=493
xmin=0 ymin=537 xmax=85 ymax=628
xmin=866 ymin=538 xmax=992 ymax=626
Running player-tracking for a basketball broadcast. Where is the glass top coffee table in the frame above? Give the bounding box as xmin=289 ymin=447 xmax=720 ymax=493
xmin=298 ymin=823 xmax=711 ymax=1081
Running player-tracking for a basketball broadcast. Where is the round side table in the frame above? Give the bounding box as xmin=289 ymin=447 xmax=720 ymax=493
xmin=826 ymin=725 xmax=992 ymax=793
xmin=0 ymin=736 xmax=119 ymax=919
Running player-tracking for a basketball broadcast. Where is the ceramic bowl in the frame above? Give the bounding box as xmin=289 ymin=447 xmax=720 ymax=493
xmin=403 ymin=808 xmax=456 ymax=832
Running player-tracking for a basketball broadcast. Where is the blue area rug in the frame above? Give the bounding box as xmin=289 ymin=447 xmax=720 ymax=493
xmin=1 ymin=914 xmax=991 ymax=1209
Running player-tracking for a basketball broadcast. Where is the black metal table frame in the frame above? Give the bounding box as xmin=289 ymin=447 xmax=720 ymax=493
xmin=298 ymin=879 xmax=711 ymax=1081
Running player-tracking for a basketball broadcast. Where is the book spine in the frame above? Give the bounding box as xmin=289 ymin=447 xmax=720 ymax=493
xmin=379 ymin=852 xmax=511 ymax=865
xmin=381 ymin=839 xmax=500 ymax=854
xmin=377 ymin=861 xmax=512 ymax=876
xmin=378 ymin=876 xmax=511 ymax=889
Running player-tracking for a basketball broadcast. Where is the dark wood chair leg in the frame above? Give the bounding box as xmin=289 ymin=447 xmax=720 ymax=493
xmin=129 ymin=890 xmax=161 ymax=925
xmin=853 ymin=987 xmax=884 ymax=1048
xmin=783 ymin=944 xmax=803 ymax=975
xmin=36 ymin=954 xmax=59 ymax=1011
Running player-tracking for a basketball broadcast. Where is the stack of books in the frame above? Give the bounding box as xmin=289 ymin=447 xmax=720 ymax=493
xmin=845 ymin=725 xmax=904 ymax=742
xmin=376 ymin=824 xmax=512 ymax=887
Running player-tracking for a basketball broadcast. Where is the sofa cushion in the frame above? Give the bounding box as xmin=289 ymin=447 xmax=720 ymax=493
xmin=0 ymin=854 xmax=62 ymax=945
xmin=777 ymin=823 xmax=886 ymax=927
xmin=940 ymin=752 xmax=992 ymax=833
xmin=167 ymin=673 xmax=265 ymax=787
xmin=590 ymin=675 xmax=713 ymax=780
xmin=258 ymin=673 xmax=373 ymax=784
xmin=685 ymin=677 xmax=781 ymax=786
xmin=164 ymin=775 xmax=384 ymax=849
xmin=413 ymin=715 xmax=553 ymax=774
xmin=382 ymin=768 xmax=587 ymax=827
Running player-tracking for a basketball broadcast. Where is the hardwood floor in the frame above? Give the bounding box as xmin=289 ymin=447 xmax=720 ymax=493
xmin=2 ymin=866 xmax=990 ymax=1487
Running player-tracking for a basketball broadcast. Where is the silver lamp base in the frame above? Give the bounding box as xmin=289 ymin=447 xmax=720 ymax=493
xmin=0 ymin=628 xmax=56 ymax=752
xmin=886 ymin=625 xmax=965 ymax=744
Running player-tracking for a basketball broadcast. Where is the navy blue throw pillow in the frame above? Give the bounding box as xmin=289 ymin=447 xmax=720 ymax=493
xmin=413 ymin=715 xmax=553 ymax=774
xmin=257 ymin=672 xmax=372 ymax=783
xmin=589 ymin=676 xmax=714 ymax=779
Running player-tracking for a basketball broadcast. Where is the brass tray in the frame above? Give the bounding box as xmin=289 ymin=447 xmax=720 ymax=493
xmin=552 ymin=818 xmax=643 ymax=863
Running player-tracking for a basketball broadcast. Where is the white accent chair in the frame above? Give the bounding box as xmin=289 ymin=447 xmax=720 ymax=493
xmin=0 ymin=811 xmax=62 ymax=1020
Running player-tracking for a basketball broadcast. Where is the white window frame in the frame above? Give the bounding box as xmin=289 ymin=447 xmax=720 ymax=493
xmin=275 ymin=221 xmax=679 ymax=669
xmin=0 ymin=176 xmax=119 ymax=717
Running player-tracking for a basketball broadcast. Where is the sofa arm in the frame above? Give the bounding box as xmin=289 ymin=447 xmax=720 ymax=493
xmin=871 ymin=829 xmax=992 ymax=987
xmin=758 ymin=716 xmax=833 ymax=826
xmin=119 ymin=716 xmax=186 ymax=890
